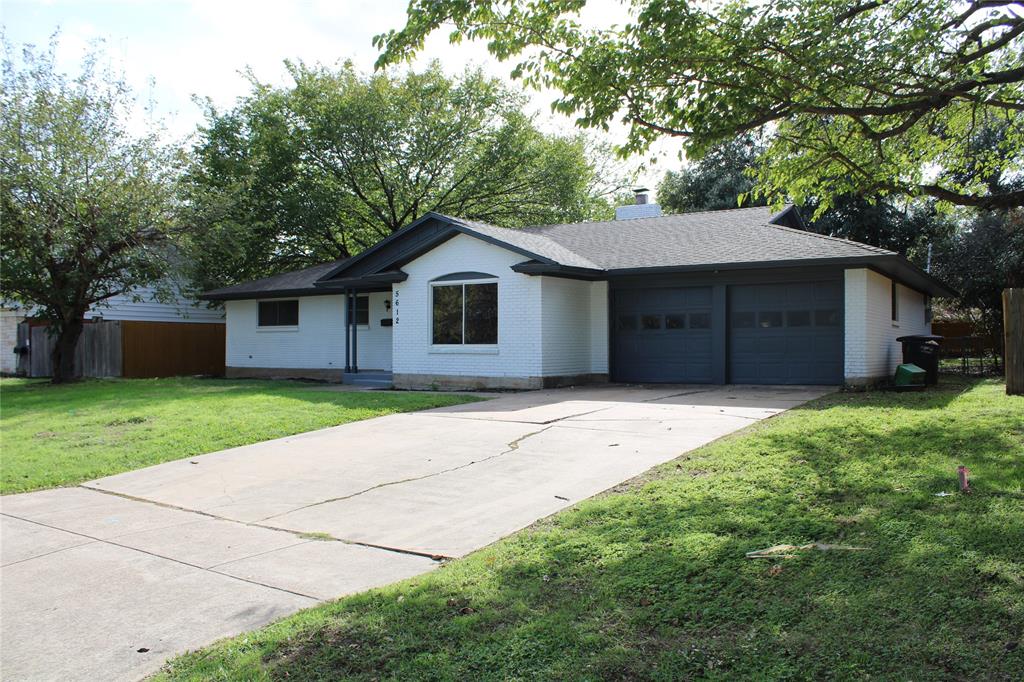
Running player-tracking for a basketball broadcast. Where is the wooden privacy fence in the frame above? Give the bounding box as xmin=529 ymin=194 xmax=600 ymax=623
xmin=121 ymin=321 xmax=224 ymax=378
xmin=29 ymin=321 xmax=122 ymax=378
xmin=1006 ymin=289 xmax=1022 ymax=396
xmin=22 ymin=320 xmax=224 ymax=379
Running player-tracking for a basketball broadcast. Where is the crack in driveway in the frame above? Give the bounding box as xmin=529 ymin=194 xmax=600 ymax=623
xmin=0 ymin=511 xmax=320 ymax=600
xmin=426 ymin=404 xmax=617 ymax=425
xmin=255 ymin=424 xmax=558 ymax=524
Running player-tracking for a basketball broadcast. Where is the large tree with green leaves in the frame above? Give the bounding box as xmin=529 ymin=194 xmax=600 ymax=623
xmin=376 ymin=0 xmax=1024 ymax=213
xmin=932 ymin=209 xmax=1024 ymax=348
xmin=0 ymin=39 xmax=178 ymax=382
xmin=657 ymin=136 xmax=767 ymax=214
xmin=181 ymin=62 xmax=626 ymax=291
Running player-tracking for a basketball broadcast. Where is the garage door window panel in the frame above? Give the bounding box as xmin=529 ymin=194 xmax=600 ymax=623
xmin=641 ymin=315 xmax=662 ymax=330
xmin=815 ymin=309 xmax=840 ymax=326
xmin=787 ymin=310 xmax=811 ymax=327
xmin=689 ymin=312 xmax=711 ymax=329
xmin=665 ymin=314 xmax=686 ymax=329
xmin=732 ymin=311 xmax=755 ymax=328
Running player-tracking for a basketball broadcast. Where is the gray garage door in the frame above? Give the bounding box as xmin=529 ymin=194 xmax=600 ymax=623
xmin=729 ymin=281 xmax=843 ymax=384
xmin=613 ymin=287 xmax=714 ymax=383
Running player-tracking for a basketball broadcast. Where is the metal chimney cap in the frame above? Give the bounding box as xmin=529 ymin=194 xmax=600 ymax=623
xmin=633 ymin=187 xmax=650 ymax=204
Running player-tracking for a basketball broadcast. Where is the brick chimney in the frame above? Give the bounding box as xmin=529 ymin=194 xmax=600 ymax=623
xmin=615 ymin=187 xmax=662 ymax=220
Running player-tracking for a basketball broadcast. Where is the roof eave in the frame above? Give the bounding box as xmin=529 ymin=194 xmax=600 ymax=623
xmin=201 ymin=287 xmax=339 ymax=302
xmin=604 ymin=255 xmax=954 ymax=298
xmin=511 ymin=262 xmax=606 ymax=280
xmin=314 ymin=270 xmax=409 ymax=290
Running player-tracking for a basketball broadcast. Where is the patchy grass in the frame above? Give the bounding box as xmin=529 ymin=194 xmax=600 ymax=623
xmin=0 ymin=377 xmax=478 ymax=494
xmin=157 ymin=377 xmax=1023 ymax=681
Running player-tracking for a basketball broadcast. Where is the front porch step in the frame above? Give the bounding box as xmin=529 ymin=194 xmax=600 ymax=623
xmin=349 ymin=379 xmax=394 ymax=388
xmin=343 ymin=371 xmax=393 ymax=388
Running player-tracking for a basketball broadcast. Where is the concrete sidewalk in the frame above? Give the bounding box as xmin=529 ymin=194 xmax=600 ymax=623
xmin=1 ymin=384 xmax=830 ymax=680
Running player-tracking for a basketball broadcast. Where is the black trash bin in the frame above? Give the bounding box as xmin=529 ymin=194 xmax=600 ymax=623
xmin=897 ymin=335 xmax=943 ymax=386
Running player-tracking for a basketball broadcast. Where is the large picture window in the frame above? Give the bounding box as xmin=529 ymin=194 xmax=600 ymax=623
xmin=258 ymin=300 xmax=299 ymax=327
xmin=432 ymin=282 xmax=497 ymax=345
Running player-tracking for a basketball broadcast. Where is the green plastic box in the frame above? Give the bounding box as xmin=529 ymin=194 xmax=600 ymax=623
xmin=894 ymin=363 xmax=926 ymax=390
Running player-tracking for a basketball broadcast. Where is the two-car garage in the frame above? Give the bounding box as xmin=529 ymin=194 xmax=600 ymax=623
xmin=611 ymin=277 xmax=844 ymax=385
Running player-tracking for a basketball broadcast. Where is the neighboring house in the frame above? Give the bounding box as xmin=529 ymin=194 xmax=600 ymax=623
xmin=202 ymin=195 xmax=953 ymax=389
xmin=83 ymin=283 xmax=226 ymax=325
xmin=7 ymin=280 xmax=226 ymax=378
xmin=0 ymin=305 xmax=29 ymax=374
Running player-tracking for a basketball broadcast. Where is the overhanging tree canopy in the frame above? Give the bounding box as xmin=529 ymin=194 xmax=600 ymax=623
xmin=181 ymin=62 xmax=628 ymax=291
xmin=376 ymin=0 xmax=1024 ymax=213
xmin=0 ymin=39 xmax=178 ymax=382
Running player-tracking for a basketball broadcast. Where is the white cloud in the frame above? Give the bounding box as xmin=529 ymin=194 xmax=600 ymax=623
xmin=3 ymin=0 xmax=681 ymax=189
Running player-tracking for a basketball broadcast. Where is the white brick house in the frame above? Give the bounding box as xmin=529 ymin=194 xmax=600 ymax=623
xmin=204 ymin=203 xmax=952 ymax=389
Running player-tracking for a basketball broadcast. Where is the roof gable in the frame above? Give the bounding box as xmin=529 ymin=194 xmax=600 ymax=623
xmin=316 ymin=212 xmax=600 ymax=285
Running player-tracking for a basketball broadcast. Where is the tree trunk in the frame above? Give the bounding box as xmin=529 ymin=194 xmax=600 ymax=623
xmin=50 ymin=316 xmax=85 ymax=384
xmin=1005 ymin=289 xmax=1023 ymax=396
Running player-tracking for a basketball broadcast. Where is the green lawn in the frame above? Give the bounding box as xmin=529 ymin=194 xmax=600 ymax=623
xmin=0 ymin=377 xmax=478 ymax=494
xmin=158 ymin=377 xmax=1023 ymax=681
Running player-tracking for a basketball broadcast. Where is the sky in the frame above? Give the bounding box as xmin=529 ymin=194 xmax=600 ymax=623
xmin=1 ymin=0 xmax=679 ymax=192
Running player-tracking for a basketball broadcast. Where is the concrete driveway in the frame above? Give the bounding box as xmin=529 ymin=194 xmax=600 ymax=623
xmin=1 ymin=383 xmax=830 ymax=681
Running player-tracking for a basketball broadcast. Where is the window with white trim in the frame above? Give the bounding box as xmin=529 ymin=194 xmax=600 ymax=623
xmin=348 ymin=295 xmax=369 ymax=326
xmin=258 ymin=300 xmax=298 ymax=327
xmin=431 ymin=281 xmax=498 ymax=345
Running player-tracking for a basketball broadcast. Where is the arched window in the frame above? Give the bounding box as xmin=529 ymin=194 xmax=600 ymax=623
xmin=430 ymin=274 xmax=498 ymax=345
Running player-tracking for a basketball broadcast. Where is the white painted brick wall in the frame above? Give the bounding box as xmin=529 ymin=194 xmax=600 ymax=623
xmin=225 ymin=291 xmax=392 ymax=371
xmin=541 ymin=277 xmax=593 ymax=375
xmin=1 ymin=309 xmax=23 ymax=374
xmin=392 ymin=234 xmax=611 ymax=380
xmin=844 ymin=268 xmax=929 ymax=381
xmin=392 ymin=233 xmax=543 ymax=378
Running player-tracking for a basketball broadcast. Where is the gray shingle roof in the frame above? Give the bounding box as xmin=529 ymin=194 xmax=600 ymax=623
xmin=512 ymin=206 xmax=895 ymax=270
xmin=203 ymin=206 xmax=952 ymax=301
xmin=202 ymin=259 xmax=347 ymax=300
xmin=440 ymin=215 xmax=602 ymax=269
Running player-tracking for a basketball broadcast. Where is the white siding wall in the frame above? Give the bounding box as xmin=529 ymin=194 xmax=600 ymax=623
xmin=844 ymin=268 xmax=930 ymax=382
xmin=86 ymin=282 xmax=224 ymax=323
xmin=225 ymin=291 xmax=392 ymax=371
xmin=392 ymin=234 xmax=543 ymax=378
